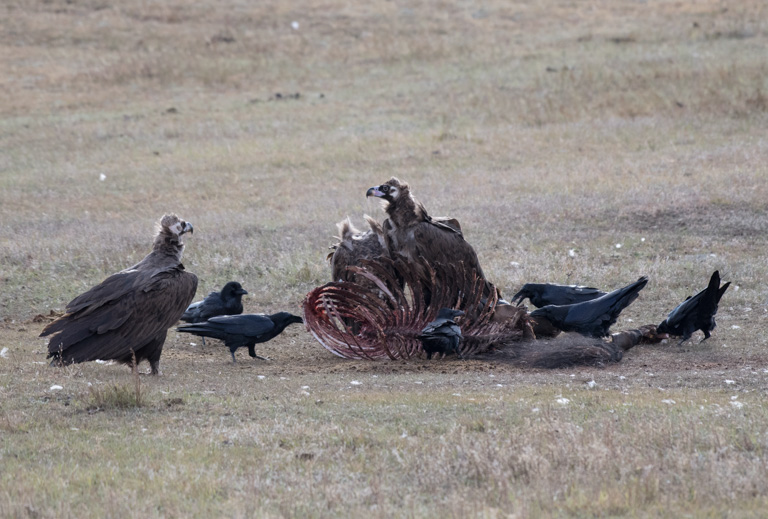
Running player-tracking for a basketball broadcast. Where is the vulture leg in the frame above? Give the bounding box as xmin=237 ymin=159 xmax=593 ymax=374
xmin=140 ymin=333 xmax=167 ymax=375
xmin=201 ymin=337 xmax=206 ymax=349
xmin=230 ymin=349 xmax=237 ymax=363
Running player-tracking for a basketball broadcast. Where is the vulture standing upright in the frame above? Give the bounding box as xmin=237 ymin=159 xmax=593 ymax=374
xmin=366 ymin=177 xmax=493 ymax=297
xmin=41 ymin=214 xmax=198 ymax=374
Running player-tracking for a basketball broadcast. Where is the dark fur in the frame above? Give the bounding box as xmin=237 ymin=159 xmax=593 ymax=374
xmin=512 ymin=283 xmax=607 ymax=308
xmin=657 ymin=271 xmax=730 ymax=344
xmin=511 ymin=336 xmax=624 ymax=368
xmin=41 ymin=214 xmax=198 ymax=374
xmin=176 ymin=312 xmax=303 ymax=362
xmin=530 ymin=276 xmax=648 ymax=337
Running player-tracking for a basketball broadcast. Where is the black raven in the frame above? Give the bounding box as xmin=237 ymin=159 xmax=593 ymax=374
xmin=180 ymin=281 xmax=248 ymax=348
xmin=417 ymin=308 xmax=464 ymax=359
xmin=176 ymin=312 xmax=303 ymax=362
xmin=657 ymin=271 xmax=730 ymax=345
xmin=511 ymin=283 xmax=607 ymax=308
xmin=181 ymin=281 xmax=247 ymax=323
xmin=530 ymin=276 xmax=648 ymax=337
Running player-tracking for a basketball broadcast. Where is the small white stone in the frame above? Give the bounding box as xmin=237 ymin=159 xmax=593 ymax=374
xmin=532 ymin=407 xmax=540 ymax=413
xmin=568 ymin=249 xmax=576 ymax=258
xmin=291 ymin=21 xmax=299 ymax=30
xmin=0 ymin=347 xmax=8 ymax=358
xmin=640 ymin=237 xmax=646 ymax=242
xmin=556 ymin=397 xmax=570 ymax=405
xmin=586 ymin=380 xmax=597 ymax=388
xmin=615 ymin=243 xmax=622 ymax=249
xmin=99 ymin=173 xmax=106 ymax=181
xmin=731 ymin=401 xmax=744 ymax=409
xmin=257 ymin=375 xmax=266 ymax=380
xmin=350 ymin=380 xmax=362 ymax=385
xmin=725 ymin=380 xmax=735 ymax=385
xmin=49 ymin=385 xmax=63 ymax=391
xmin=661 ymin=399 xmax=676 ymax=405
xmin=731 ymin=325 xmax=741 ymax=329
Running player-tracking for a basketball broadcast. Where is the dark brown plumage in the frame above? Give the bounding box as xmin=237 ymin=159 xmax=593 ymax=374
xmin=327 ymin=215 xmax=387 ymax=284
xmin=366 ymin=177 xmax=493 ymax=298
xmin=41 ymin=214 xmax=198 ymax=374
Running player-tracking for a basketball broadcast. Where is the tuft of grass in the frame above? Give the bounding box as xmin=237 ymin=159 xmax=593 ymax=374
xmin=85 ymin=365 xmax=144 ymax=412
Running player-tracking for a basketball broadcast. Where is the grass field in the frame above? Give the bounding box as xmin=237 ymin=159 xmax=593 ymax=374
xmin=2 ymin=0 xmax=768 ymax=517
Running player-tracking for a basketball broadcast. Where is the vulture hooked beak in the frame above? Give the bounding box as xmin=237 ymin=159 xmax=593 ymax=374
xmin=181 ymin=222 xmax=194 ymax=235
xmin=366 ymin=185 xmax=388 ymax=198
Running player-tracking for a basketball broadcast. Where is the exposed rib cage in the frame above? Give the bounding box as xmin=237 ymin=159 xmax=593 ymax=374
xmin=303 ymin=257 xmax=529 ymax=360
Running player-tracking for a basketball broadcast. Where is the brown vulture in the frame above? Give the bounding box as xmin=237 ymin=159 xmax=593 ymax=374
xmin=41 ymin=214 xmax=198 ymax=374
xmin=366 ymin=177 xmax=494 ymax=299
xmin=327 ymin=216 xmax=387 ymax=284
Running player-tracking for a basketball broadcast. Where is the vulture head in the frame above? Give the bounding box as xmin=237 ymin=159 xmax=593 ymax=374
xmin=366 ymin=177 xmax=410 ymax=207
xmin=155 ymin=214 xmax=194 ymax=257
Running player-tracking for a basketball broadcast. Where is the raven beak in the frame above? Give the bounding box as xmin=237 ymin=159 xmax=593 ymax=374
xmin=238 ymin=289 xmax=248 ymax=295
xmin=366 ymin=186 xmax=385 ymax=198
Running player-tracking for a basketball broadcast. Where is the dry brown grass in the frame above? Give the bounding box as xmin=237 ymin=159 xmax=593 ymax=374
xmin=2 ymin=0 xmax=768 ymax=517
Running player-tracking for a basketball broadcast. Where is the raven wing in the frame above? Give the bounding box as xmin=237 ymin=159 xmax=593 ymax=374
xmin=206 ymin=314 xmax=277 ymax=338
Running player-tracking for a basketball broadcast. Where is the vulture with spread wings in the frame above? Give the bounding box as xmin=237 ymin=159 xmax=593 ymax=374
xmin=41 ymin=214 xmax=198 ymax=374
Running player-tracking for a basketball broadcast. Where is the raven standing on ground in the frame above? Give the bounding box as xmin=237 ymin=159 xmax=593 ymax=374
xmin=181 ymin=281 xmax=248 ymax=347
xmin=530 ymin=276 xmax=648 ymax=338
xmin=176 ymin=312 xmax=303 ymax=362
xmin=417 ymin=308 xmax=465 ymax=359
xmin=657 ymin=270 xmax=730 ymax=345
xmin=511 ymin=283 xmax=607 ymax=308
